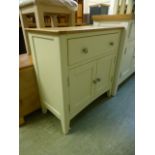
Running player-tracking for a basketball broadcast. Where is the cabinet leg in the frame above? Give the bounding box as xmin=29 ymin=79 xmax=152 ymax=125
xmin=61 ymin=119 xmax=70 ymax=134
xmin=42 ymin=106 xmax=47 ymax=114
xmin=111 ymin=87 xmax=118 ymax=96
xmin=107 ymin=90 xmax=112 ymax=97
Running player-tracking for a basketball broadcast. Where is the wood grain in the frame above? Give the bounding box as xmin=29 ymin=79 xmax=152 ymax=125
xmin=19 ymin=54 xmax=40 ymax=126
xmin=92 ymin=14 xmax=135 ymax=22
xmin=25 ymin=25 xmax=124 ymax=35
xmin=19 ymin=53 xmax=33 ymax=69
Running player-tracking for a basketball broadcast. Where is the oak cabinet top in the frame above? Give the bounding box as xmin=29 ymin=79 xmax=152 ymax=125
xmin=26 ymin=25 xmax=124 ymax=35
xmin=92 ymin=14 xmax=135 ymax=22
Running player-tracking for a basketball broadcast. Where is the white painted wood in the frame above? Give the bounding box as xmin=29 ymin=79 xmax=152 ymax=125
xmin=119 ymin=0 xmax=127 ymax=14
xmin=112 ymin=0 xmax=120 ymax=14
xmin=19 ymin=2 xmax=76 ymax=54
xmin=28 ymin=28 xmax=122 ymax=134
xmin=126 ymin=0 xmax=133 ymax=14
xmin=28 ymin=34 xmax=63 ymax=119
xmin=34 ymin=5 xmax=45 ymax=28
xmin=94 ymin=55 xmax=114 ymax=98
xmin=19 ymin=12 xmax=32 ymax=54
xmin=93 ymin=20 xmax=135 ymax=94
xmin=68 ymin=33 xmax=119 ymax=65
xmin=69 ymin=62 xmax=96 ymax=117
xmin=119 ymin=39 xmax=134 ymax=84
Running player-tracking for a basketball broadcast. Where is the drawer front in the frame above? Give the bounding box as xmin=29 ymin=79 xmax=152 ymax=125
xmin=68 ymin=33 xmax=120 ymax=65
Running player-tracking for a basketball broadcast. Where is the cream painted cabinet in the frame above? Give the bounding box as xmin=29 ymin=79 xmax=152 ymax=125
xmin=94 ymin=55 xmax=114 ymax=98
xmin=119 ymin=40 xmax=135 ymax=82
xmin=69 ymin=55 xmax=115 ymax=118
xmin=93 ymin=17 xmax=135 ymax=94
xmin=27 ymin=26 xmax=122 ymax=134
xmin=118 ymin=21 xmax=135 ymax=84
xmin=69 ymin=62 xmax=95 ymax=117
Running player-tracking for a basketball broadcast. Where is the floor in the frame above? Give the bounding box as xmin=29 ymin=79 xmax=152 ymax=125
xmin=19 ymin=75 xmax=135 ymax=155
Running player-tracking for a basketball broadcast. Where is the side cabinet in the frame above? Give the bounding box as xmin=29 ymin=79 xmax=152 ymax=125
xmin=93 ymin=19 xmax=135 ymax=93
xmin=28 ymin=28 xmax=122 ymax=134
xmin=119 ymin=40 xmax=135 ymax=83
xmin=118 ymin=21 xmax=135 ymax=84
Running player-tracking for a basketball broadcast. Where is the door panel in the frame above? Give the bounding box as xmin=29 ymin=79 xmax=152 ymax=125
xmin=69 ymin=62 xmax=96 ymax=115
xmin=95 ymin=55 xmax=114 ymax=98
xmin=119 ymin=40 xmax=135 ymax=83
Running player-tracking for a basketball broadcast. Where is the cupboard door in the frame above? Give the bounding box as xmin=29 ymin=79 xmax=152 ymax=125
xmin=69 ymin=62 xmax=96 ymax=116
xmin=94 ymin=55 xmax=114 ymax=98
xmin=119 ymin=40 xmax=135 ymax=83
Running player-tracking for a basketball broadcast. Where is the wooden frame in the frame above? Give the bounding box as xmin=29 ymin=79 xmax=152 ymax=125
xmin=75 ymin=0 xmax=84 ymax=25
xmin=112 ymin=0 xmax=134 ymax=15
xmin=19 ymin=2 xmax=76 ymax=54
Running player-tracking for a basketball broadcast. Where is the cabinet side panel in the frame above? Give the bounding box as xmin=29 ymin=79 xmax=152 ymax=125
xmin=29 ymin=34 xmax=62 ymax=119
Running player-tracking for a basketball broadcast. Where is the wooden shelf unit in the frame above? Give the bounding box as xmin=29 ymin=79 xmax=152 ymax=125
xmin=75 ymin=0 xmax=84 ymax=25
xmin=19 ymin=54 xmax=41 ymax=125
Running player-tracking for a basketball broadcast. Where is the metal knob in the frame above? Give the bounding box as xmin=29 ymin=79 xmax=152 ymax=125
xmin=82 ymin=48 xmax=88 ymax=54
xmin=96 ymin=78 xmax=101 ymax=82
xmin=93 ymin=80 xmax=97 ymax=84
xmin=109 ymin=42 xmax=114 ymax=46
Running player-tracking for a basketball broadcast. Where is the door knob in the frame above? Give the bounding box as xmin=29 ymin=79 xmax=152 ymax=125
xmin=93 ymin=80 xmax=97 ymax=84
xmin=109 ymin=42 xmax=114 ymax=46
xmin=96 ymin=78 xmax=101 ymax=82
xmin=82 ymin=48 xmax=88 ymax=54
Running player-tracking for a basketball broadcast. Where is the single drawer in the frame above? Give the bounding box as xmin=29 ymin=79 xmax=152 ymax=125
xmin=68 ymin=33 xmax=120 ymax=65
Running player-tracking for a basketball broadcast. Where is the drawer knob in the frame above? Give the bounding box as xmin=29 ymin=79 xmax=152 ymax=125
xmin=93 ymin=80 xmax=97 ymax=84
xmin=96 ymin=78 xmax=101 ymax=82
xmin=109 ymin=42 xmax=114 ymax=46
xmin=82 ymin=48 xmax=88 ymax=54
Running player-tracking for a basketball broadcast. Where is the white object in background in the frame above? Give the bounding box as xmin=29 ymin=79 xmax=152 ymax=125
xmin=109 ymin=0 xmax=134 ymax=15
xmin=119 ymin=0 xmax=127 ymax=14
xmin=19 ymin=0 xmax=78 ymax=11
xmin=19 ymin=0 xmax=77 ymax=54
xmin=94 ymin=18 xmax=135 ymax=93
xmin=108 ymin=0 xmax=119 ymax=15
xmin=59 ymin=0 xmax=78 ymax=11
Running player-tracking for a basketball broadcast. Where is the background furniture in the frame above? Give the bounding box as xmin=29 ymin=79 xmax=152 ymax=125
xmin=93 ymin=14 xmax=135 ymax=94
xmin=89 ymin=4 xmax=109 ymax=24
xmin=75 ymin=0 xmax=84 ymax=25
xmin=112 ymin=0 xmax=135 ymax=15
xmin=27 ymin=26 xmax=123 ymax=134
xmin=19 ymin=0 xmax=76 ymax=54
xmin=19 ymin=20 xmax=26 ymax=54
xmin=19 ymin=54 xmax=40 ymax=125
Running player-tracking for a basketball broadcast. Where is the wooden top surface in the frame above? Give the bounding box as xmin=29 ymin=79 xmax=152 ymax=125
xmin=19 ymin=53 xmax=33 ymax=70
xmin=26 ymin=25 xmax=124 ymax=35
xmin=93 ymin=14 xmax=135 ymax=21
